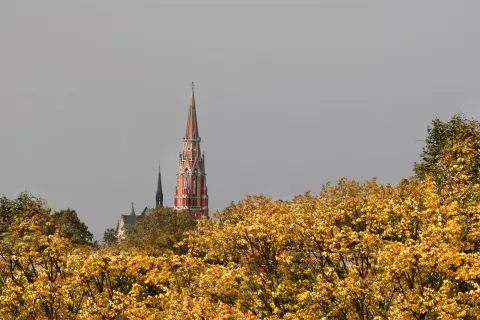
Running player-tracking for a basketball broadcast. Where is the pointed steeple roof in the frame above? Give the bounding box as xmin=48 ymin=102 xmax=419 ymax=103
xmin=130 ymin=202 xmax=136 ymax=216
xmin=185 ymin=82 xmax=200 ymax=141
xmin=156 ymin=161 xmax=163 ymax=207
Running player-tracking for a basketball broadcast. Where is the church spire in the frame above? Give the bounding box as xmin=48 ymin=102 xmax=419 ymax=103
xmin=174 ymin=83 xmax=209 ymax=219
xmin=130 ymin=202 xmax=136 ymax=216
xmin=156 ymin=161 xmax=163 ymax=207
xmin=185 ymin=81 xmax=200 ymax=141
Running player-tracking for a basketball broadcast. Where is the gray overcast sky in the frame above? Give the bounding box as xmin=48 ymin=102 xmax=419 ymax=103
xmin=1 ymin=1 xmax=480 ymax=239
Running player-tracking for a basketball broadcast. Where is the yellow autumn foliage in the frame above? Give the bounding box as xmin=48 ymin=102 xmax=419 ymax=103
xmin=3 ymin=174 xmax=479 ymax=319
xmin=3 ymin=114 xmax=480 ymax=319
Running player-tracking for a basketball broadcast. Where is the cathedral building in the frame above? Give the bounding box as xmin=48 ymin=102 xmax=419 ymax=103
xmin=116 ymin=83 xmax=209 ymax=240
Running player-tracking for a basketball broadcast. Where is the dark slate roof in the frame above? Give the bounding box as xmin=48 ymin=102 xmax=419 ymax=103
xmin=120 ymin=214 xmax=137 ymax=226
xmin=141 ymin=207 xmax=154 ymax=216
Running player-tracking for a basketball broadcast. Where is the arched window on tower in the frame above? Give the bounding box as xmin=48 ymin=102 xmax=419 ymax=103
xmin=193 ymin=169 xmax=198 ymax=206
xmin=184 ymin=169 xmax=189 ymax=191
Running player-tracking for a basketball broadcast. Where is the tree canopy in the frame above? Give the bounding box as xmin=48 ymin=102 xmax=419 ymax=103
xmin=102 ymin=228 xmax=117 ymax=246
xmin=0 ymin=115 xmax=479 ymax=319
xmin=122 ymin=206 xmax=197 ymax=254
xmin=50 ymin=209 xmax=93 ymax=245
xmin=414 ymin=113 xmax=480 ymax=185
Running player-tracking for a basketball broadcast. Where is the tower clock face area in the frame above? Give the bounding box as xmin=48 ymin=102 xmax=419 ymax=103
xmin=174 ymin=84 xmax=209 ymax=219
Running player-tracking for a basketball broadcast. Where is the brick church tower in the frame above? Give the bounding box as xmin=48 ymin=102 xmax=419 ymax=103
xmin=174 ymin=83 xmax=209 ymax=218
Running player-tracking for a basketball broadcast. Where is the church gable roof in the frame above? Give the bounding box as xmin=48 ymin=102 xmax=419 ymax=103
xmin=120 ymin=214 xmax=137 ymax=226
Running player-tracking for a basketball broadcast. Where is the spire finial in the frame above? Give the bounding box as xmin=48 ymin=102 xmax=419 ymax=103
xmin=191 ymin=81 xmax=194 ymax=92
xmin=130 ymin=202 xmax=136 ymax=216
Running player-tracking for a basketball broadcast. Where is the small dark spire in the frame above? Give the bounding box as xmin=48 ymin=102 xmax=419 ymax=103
xmin=130 ymin=202 xmax=136 ymax=216
xmin=156 ymin=161 xmax=164 ymax=207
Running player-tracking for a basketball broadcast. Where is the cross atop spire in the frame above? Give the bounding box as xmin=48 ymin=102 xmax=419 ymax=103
xmin=185 ymin=81 xmax=200 ymax=141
